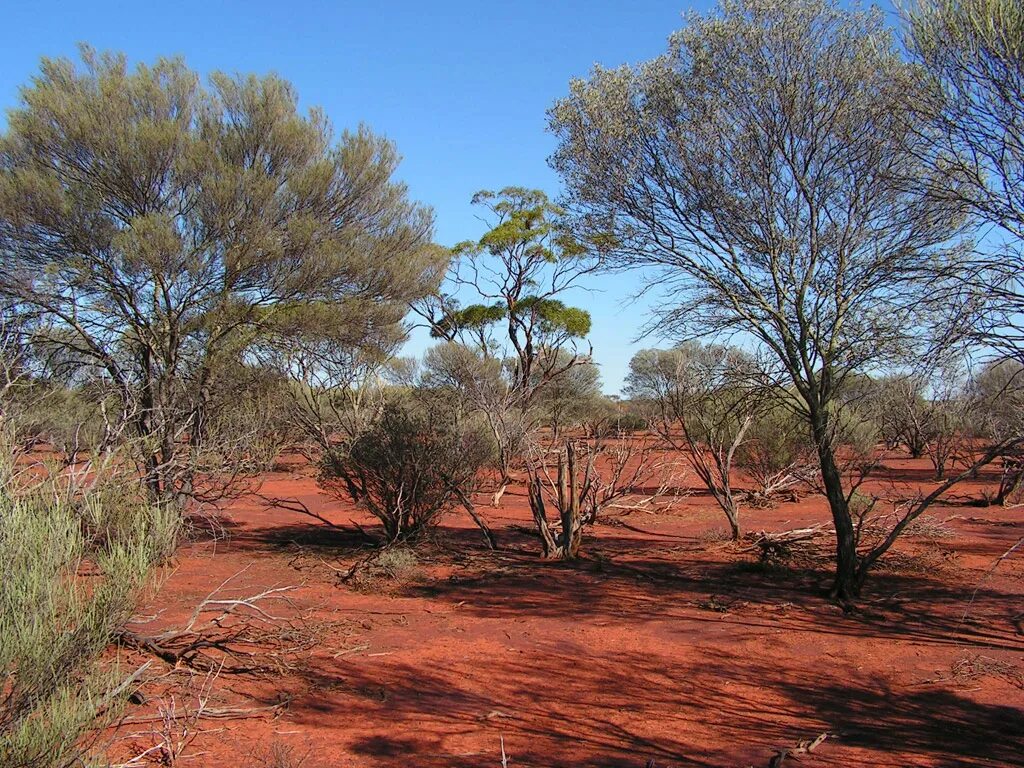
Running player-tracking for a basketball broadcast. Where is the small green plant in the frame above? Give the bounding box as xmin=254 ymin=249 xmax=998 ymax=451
xmin=0 ymin=449 xmax=177 ymax=768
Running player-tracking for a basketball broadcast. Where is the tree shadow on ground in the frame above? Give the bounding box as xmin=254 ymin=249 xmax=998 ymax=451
xmin=389 ymin=534 xmax=1024 ymax=653
xmin=271 ymin=640 xmax=1021 ymax=768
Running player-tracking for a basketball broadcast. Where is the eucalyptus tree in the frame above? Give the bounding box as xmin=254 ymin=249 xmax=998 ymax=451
xmin=550 ymin=0 xmax=1002 ymax=600
xmin=417 ymin=187 xmax=599 ymax=502
xmin=424 ymin=187 xmax=596 ymax=397
xmin=0 ymin=48 xmax=444 ymax=506
xmin=905 ymin=0 xmax=1024 ymax=361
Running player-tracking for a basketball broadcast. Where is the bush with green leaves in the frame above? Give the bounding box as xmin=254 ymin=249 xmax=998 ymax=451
xmin=0 ymin=454 xmax=177 ymax=768
xmin=736 ymin=400 xmax=816 ymax=504
xmin=321 ymin=400 xmax=494 ymax=543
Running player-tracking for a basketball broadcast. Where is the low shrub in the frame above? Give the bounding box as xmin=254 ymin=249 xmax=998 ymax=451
xmin=0 ymin=451 xmax=177 ymax=768
xmin=321 ymin=401 xmax=492 ymax=543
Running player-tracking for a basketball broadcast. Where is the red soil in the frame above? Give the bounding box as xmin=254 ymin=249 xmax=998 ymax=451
xmin=108 ymin=450 xmax=1023 ymax=767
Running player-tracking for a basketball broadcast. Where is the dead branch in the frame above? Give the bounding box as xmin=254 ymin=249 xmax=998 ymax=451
xmin=120 ymin=567 xmax=312 ymax=675
xmin=768 ymin=732 xmax=829 ymax=767
xmin=743 ymin=525 xmax=830 ymax=561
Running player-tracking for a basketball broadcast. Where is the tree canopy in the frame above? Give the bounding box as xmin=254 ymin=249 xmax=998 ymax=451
xmin=0 ymin=47 xmax=445 ymax=501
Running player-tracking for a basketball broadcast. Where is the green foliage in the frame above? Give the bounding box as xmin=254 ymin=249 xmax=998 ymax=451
xmin=0 ymin=451 xmax=177 ymax=768
xmin=429 ymin=303 xmax=508 ymax=341
xmin=0 ymin=47 xmax=443 ymax=504
xmin=455 ymin=187 xmax=586 ymax=263
xmin=625 ymin=343 xmax=759 ymax=446
xmin=321 ymin=399 xmax=494 ymax=542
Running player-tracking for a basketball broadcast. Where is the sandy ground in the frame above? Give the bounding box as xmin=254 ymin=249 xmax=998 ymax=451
xmin=106 ymin=448 xmax=1024 ymax=768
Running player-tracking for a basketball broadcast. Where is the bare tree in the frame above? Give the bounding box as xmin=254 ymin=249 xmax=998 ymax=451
xmin=550 ymin=0 xmax=1000 ymax=601
xmin=922 ymin=371 xmax=973 ymax=480
xmin=526 ymin=436 xmax=666 ymax=559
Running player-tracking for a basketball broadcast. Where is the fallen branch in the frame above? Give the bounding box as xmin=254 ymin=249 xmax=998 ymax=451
xmin=120 ymin=566 xmax=312 ymax=675
xmin=768 ymin=732 xmax=829 ymax=767
xmin=743 ymin=525 xmax=830 ymax=560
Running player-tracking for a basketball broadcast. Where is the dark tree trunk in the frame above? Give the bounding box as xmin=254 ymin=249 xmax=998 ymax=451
xmin=812 ymin=414 xmax=859 ymax=604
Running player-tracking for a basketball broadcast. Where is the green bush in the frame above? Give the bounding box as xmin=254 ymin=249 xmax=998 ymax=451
xmin=321 ymin=400 xmax=492 ymax=543
xmin=0 ymin=454 xmax=177 ymax=768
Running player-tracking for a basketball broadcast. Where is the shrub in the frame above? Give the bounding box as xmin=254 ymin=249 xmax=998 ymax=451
xmin=0 ymin=453 xmax=177 ymax=768
xmin=321 ymin=400 xmax=493 ymax=543
xmin=736 ymin=401 xmax=816 ymax=503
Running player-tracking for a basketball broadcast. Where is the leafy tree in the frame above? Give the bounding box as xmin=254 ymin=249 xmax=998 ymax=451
xmin=417 ymin=188 xmax=599 ymax=502
xmin=0 ymin=48 xmax=444 ymax=506
xmin=550 ymin=0 xmax=999 ymax=600
xmin=424 ymin=188 xmax=596 ymax=399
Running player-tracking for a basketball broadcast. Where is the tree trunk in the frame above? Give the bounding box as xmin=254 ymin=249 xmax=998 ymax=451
xmin=528 ymin=476 xmax=560 ymax=558
xmin=451 ymin=486 xmax=498 ymax=550
xmin=726 ymin=510 xmax=740 ymax=541
xmin=812 ymin=416 xmax=859 ymax=604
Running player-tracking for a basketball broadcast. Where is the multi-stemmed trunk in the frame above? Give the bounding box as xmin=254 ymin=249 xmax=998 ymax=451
xmin=528 ymin=441 xmax=587 ymax=560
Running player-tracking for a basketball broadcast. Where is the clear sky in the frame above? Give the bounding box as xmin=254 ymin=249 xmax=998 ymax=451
xmin=0 ymin=0 xmax=899 ymax=393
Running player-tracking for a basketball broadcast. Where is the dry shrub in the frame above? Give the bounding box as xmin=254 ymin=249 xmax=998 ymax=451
xmin=871 ymin=545 xmax=959 ymax=576
xmin=698 ymin=527 xmax=734 ymax=545
xmin=904 ymin=514 xmax=956 ymax=540
xmin=249 ymin=739 xmax=313 ymax=768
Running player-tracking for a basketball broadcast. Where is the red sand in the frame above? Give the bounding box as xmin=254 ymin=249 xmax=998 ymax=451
xmin=108 ymin=450 xmax=1024 ymax=767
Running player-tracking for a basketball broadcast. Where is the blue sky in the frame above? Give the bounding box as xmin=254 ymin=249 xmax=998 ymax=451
xmin=0 ymin=0 xmax=900 ymax=393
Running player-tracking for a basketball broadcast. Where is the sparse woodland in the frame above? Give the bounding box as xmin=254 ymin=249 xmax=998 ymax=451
xmin=1 ymin=1 xmax=1023 ymax=765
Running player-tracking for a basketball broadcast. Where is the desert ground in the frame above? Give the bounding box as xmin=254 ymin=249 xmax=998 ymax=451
xmin=106 ymin=449 xmax=1024 ymax=768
